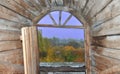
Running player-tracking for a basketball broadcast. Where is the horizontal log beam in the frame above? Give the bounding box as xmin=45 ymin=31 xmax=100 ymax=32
xmin=36 ymin=24 xmax=84 ymax=29
xmin=40 ymin=66 xmax=86 ymax=72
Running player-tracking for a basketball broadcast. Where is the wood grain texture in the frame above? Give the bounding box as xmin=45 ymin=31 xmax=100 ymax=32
xmin=92 ymin=15 xmax=120 ymax=36
xmin=92 ymin=53 xmax=120 ymax=71
xmin=22 ymin=26 xmax=39 ymax=74
xmin=92 ymin=46 xmax=120 ymax=60
xmin=0 ymin=61 xmax=24 ymax=74
xmin=92 ymin=0 xmax=120 ymax=27
xmin=0 ymin=49 xmax=23 ymax=65
xmin=92 ymin=36 xmax=120 ymax=49
xmin=0 ymin=30 xmax=20 ymax=41
xmin=0 ymin=41 xmax=22 ymax=51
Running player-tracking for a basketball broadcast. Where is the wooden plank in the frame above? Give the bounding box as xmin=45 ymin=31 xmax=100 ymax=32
xmin=88 ymin=0 xmax=113 ymax=18
xmin=0 ymin=30 xmax=20 ymax=41
xmin=92 ymin=36 xmax=120 ymax=49
xmin=93 ymin=53 xmax=120 ymax=71
xmin=0 ymin=49 xmax=23 ymax=65
xmin=0 ymin=19 xmax=27 ymax=31
xmin=14 ymin=0 xmax=38 ymax=17
xmin=36 ymin=24 xmax=84 ymax=29
xmin=92 ymin=46 xmax=120 ymax=60
xmin=92 ymin=15 xmax=120 ymax=36
xmin=84 ymin=25 xmax=91 ymax=74
xmin=40 ymin=66 xmax=85 ymax=72
xmin=100 ymin=65 xmax=120 ymax=74
xmin=82 ymin=0 xmax=96 ymax=16
xmin=92 ymin=0 xmax=120 ymax=26
xmin=78 ymin=0 xmax=87 ymax=10
xmin=91 ymin=66 xmax=101 ymax=74
xmin=0 ymin=0 xmax=33 ymax=19
xmin=0 ymin=5 xmax=31 ymax=24
xmin=22 ymin=26 xmax=39 ymax=74
xmin=0 ymin=61 xmax=24 ymax=74
xmin=0 ymin=41 xmax=22 ymax=51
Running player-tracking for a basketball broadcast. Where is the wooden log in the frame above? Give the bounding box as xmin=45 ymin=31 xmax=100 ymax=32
xmin=0 ymin=49 xmax=23 ymax=65
xmin=100 ymin=65 xmax=120 ymax=74
xmin=92 ymin=0 xmax=120 ymax=27
xmin=92 ymin=15 xmax=120 ymax=36
xmin=92 ymin=36 xmax=120 ymax=49
xmin=76 ymin=0 xmax=87 ymax=11
xmin=0 ymin=41 xmax=22 ymax=51
xmin=88 ymin=0 xmax=113 ymax=18
xmin=0 ymin=0 xmax=33 ymax=19
xmin=82 ymin=0 xmax=96 ymax=16
xmin=36 ymin=24 xmax=84 ymax=29
xmin=91 ymin=66 xmax=101 ymax=74
xmin=92 ymin=53 xmax=120 ymax=71
xmin=0 ymin=5 xmax=31 ymax=24
xmin=92 ymin=46 xmax=120 ymax=60
xmin=0 ymin=61 xmax=24 ymax=74
xmin=84 ymin=25 xmax=91 ymax=74
xmin=0 ymin=19 xmax=27 ymax=31
xmin=40 ymin=66 xmax=85 ymax=72
xmin=14 ymin=0 xmax=38 ymax=17
xmin=0 ymin=29 xmax=20 ymax=41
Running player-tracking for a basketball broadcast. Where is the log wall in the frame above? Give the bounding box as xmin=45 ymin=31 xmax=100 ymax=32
xmin=86 ymin=0 xmax=120 ymax=73
xmin=0 ymin=0 xmax=120 ymax=74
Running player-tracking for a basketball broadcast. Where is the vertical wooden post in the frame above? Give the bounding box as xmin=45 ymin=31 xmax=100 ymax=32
xmin=85 ymin=25 xmax=91 ymax=74
xmin=22 ymin=26 xmax=39 ymax=74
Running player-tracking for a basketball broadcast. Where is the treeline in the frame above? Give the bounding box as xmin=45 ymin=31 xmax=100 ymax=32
xmin=38 ymin=31 xmax=85 ymax=62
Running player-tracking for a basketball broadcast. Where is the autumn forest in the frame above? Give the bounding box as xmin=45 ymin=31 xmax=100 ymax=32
xmin=38 ymin=31 xmax=85 ymax=62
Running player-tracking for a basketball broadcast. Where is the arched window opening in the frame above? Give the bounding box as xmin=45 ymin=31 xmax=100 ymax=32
xmin=38 ymin=11 xmax=83 ymax=26
xmin=37 ymin=11 xmax=86 ymax=74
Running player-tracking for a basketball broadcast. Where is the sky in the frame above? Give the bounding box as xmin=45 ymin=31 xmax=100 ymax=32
xmin=37 ymin=11 xmax=84 ymax=40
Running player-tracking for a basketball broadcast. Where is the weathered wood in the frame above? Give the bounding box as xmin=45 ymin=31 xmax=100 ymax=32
xmin=92 ymin=46 xmax=120 ymax=60
xmin=92 ymin=15 xmax=120 ymax=36
xmin=0 ymin=61 xmax=24 ymax=74
xmin=0 ymin=49 xmax=23 ymax=65
xmin=82 ymin=0 xmax=96 ymax=16
xmin=0 ymin=19 xmax=28 ymax=31
xmin=88 ymin=0 xmax=113 ymax=18
xmin=100 ymin=65 xmax=120 ymax=74
xmin=92 ymin=36 xmax=120 ymax=49
xmin=14 ymin=0 xmax=39 ymax=17
xmin=22 ymin=26 xmax=39 ymax=74
xmin=92 ymin=53 xmax=120 ymax=71
xmin=0 ymin=41 xmax=22 ymax=51
xmin=32 ymin=7 xmax=74 ymax=24
xmin=0 ymin=30 xmax=20 ymax=41
xmin=74 ymin=0 xmax=87 ymax=11
xmin=0 ymin=0 xmax=33 ymax=19
xmin=40 ymin=66 xmax=85 ymax=72
xmin=0 ymin=5 xmax=31 ymax=24
xmin=84 ymin=25 xmax=91 ymax=74
xmin=36 ymin=24 xmax=84 ymax=29
xmin=92 ymin=0 xmax=120 ymax=26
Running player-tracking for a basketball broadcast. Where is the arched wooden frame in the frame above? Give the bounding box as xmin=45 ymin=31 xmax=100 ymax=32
xmin=22 ymin=7 xmax=91 ymax=74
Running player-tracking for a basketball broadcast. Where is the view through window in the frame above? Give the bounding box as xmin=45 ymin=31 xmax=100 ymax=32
xmin=37 ymin=11 xmax=85 ymax=74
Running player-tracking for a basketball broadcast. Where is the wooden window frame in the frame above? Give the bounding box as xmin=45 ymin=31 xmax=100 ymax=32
xmin=21 ymin=24 xmax=91 ymax=74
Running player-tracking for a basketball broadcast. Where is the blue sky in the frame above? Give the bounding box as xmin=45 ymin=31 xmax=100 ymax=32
xmin=37 ymin=11 xmax=84 ymax=40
